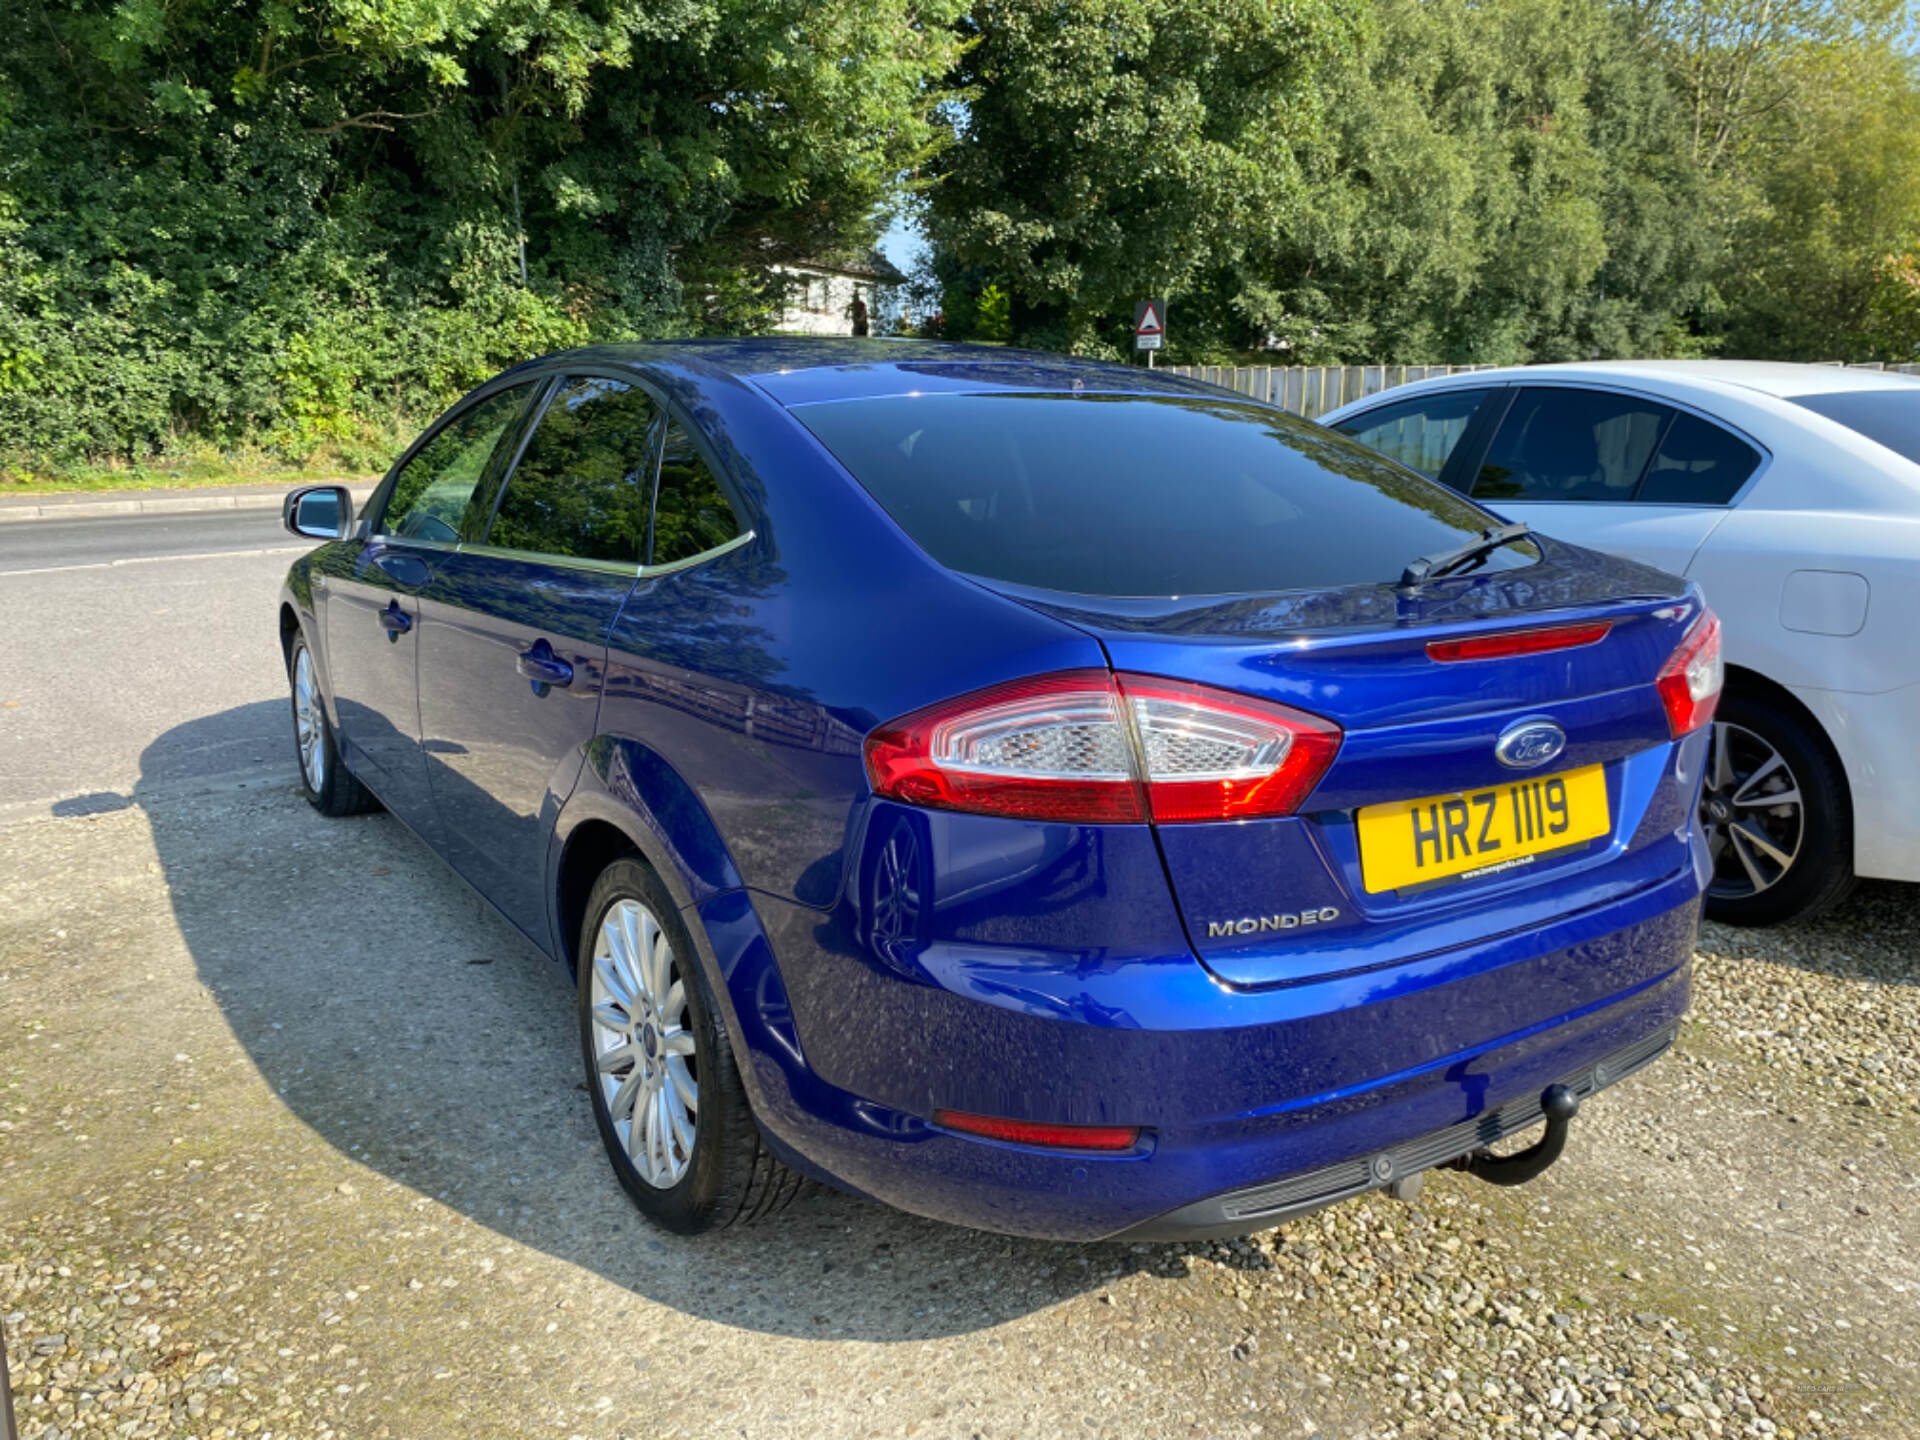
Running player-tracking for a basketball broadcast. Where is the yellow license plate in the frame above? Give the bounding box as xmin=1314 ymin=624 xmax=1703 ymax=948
xmin=1356 ymin=764 xmax=1610 ymax=894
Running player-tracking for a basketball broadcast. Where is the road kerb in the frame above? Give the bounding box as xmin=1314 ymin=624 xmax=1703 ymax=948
xmin=0 ymin=487 xmax=378 ymax=524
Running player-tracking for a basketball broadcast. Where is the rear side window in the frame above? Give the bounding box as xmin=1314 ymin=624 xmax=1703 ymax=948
xmin=650 ymin=420 xmax=744 ymax=565
xmin=1475 ymin=388 xmax=1669 ymax=502
xmin=1790 ymin=390 xmax=1920 ymax=467
xmin=488 ymin=376 xmax=659 ymax=564
xmin=792 ymin=392 xmax=1535 ymax=598
xmin=1637 ymin=413 xmax=1762 ymax=504
xmin=1332 ymin=389 xmax=1491 ymax=482
xmin=381 ymin=385 xmax=536 ymax=543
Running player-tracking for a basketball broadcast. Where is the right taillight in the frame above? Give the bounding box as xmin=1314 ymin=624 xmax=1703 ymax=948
xmin=863 ymin=671 xmax=1342 ymax=825
xmin=1657 ymin=609 xmax=1723 ymax=736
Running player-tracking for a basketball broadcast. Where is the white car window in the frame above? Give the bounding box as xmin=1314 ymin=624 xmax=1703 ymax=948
xmin=1474 ymin=388 xmax=1669 ymax=503
xmin=1790 ymin=390 xmax=1920 ymax=468
xmin=1329 ymin=389 xmax=1492 ymax=482
xmin=1638 ymin=413 xmax=1761 ymax=505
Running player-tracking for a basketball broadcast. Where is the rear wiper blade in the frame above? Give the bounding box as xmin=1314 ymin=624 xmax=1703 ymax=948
xmin=1400 ymin=522 xmax=1533 ymax=588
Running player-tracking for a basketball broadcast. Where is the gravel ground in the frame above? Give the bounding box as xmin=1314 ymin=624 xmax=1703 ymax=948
xmin=2 ymin=788 xmax=1915 ymax=1440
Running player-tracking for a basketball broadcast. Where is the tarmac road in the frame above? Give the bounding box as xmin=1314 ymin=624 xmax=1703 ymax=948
xmin=0 ymin=508 xmax=1915 ymax=1439
xmin=0 ymin=511 xmax=307 ymax=817
xmin=0 ymin=509 xmax=302 ymax=575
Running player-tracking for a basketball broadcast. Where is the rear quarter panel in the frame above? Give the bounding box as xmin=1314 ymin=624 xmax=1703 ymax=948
xmin=1493 ymin=501 xmax=1727 ymax=580
xmin=1687 ymin=502 xmax=1920 ymax=695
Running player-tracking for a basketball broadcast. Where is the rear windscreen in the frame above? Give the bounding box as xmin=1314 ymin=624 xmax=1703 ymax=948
xmin=1790 ymin=390 xmax=1920 ymax=467
xmin=793 ymin=392 xmax=1535 ymax=597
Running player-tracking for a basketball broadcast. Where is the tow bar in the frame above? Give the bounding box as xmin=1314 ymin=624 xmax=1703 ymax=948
xmin=1458 ymin=1083 xmax=1580 ymax=1187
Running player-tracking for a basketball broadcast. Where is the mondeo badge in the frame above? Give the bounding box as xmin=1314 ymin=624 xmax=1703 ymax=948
xmin=1495 ymin=719 xmax=1567 ymax=770
xmin=1206 ymin=908 xmax=1341 ymax=938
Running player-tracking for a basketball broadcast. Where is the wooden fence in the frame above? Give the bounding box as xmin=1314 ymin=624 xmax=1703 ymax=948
xmin=1165 ymin=360 xmax=1920 ymax=420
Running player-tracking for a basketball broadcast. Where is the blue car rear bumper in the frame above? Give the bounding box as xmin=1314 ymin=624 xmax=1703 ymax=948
xmin=691 ymin=846 xmax=1699 ymax=1242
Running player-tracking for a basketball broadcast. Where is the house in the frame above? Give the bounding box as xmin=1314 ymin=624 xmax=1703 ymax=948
xmin=772 ymin=252 xmax=906 ymax=336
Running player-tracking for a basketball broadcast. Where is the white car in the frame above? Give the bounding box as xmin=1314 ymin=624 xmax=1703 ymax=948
xmin=1323 ymin=360 xmax=1920 ymax=926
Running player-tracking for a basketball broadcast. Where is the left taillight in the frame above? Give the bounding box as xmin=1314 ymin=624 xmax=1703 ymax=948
xmin=1657 ymin=609 xmax=1723 ymax=736
xmin=863 ymin=670 xmax=1342 ymax=825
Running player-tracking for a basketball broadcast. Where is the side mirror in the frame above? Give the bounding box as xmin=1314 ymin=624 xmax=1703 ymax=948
xmin=284 ymin=484 xmax=353 ymax=541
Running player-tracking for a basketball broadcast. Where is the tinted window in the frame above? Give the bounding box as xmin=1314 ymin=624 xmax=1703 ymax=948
xmin=651 ymin=420 xmax=743 ymax=565
xmin=1475 ymin=388 xmax=1669 ymax=502
xmin=1790 ymin=389 xmax=1920 ymax=467
xmin=381 ymin=385 xmax=535 ymax=543
xmin=488 ymin=377 xmax=658 ymax=564
xmin=1332 ymin=389 xmax=1491 ymax=481
xmin=792 ymin=392 xmax=1536 ymax=598
xmin=1637 ymin=413 xmax=1761 ymax=504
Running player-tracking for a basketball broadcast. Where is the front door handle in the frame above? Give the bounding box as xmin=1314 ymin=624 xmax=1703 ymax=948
xmin=516 ymin=640 xmax=574 ymax=693
xmin=379 ymin=600 xmax=413 ymax=635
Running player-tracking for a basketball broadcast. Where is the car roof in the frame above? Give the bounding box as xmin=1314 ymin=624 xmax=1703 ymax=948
xmin=1539 ymin=360 xmax=1920 ymax=398
xmin=1348 ymin=359 xmax=1920 ymax=402
xmin=497 ymin=338 xmax=1231 ymax=406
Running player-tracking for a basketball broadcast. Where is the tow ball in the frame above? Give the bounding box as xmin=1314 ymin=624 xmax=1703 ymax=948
xmin=1456 ymin=1083 xmax=1581 ymax=1187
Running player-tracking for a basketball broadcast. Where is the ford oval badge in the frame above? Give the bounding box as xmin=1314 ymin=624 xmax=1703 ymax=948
xmin=1495 ymin=720 xmax=1567 ymax=770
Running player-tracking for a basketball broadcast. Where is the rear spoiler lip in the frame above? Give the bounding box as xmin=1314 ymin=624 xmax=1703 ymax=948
xmin=961 ymin=534 xmax=1691 ymax=649
xmin=974 ymin=580 xmax=1700 ymax=660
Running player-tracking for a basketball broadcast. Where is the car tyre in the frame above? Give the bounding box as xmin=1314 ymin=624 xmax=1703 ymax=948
xmin=288 ymin=633 xmax=378 ymax=817
xmin=577 ymin=857 xmax=805 ymax=1232
xmin=1701 ymin=689 xmax=1854 ymax=927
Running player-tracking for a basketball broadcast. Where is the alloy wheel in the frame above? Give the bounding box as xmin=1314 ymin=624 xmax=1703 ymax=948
xmin=1701 ymin=721 xmax=1804 ymax=900
xmin=589 ymin=898 xmax=699 ymax=1188
xmin=293 ymin=646 xmax=326 ymax=792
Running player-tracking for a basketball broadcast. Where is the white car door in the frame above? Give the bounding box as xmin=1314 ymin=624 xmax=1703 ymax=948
xmin=1466 ymin=388 xmax=1760 ymax=583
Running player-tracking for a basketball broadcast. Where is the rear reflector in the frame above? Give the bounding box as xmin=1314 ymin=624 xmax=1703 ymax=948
xmin=864 ymin=671 xmax=1342 ymax=825
xmin=1426 ymin=620 xmax=1613 ymax=663
xmin=1657 ymin=609 xmax=1723 ymax=736
xmin=932 ymin=1109 xmax=1140 ymax=1151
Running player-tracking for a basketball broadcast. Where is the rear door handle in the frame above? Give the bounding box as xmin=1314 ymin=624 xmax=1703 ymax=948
xmin=379 ymin=600 xmax=412 ymax=635
xmin=517 ymin=640 xmax=574 ymax=691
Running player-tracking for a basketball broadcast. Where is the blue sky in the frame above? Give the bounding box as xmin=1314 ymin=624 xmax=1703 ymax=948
xmin=880 ymin=211 xmax=929 ymax=277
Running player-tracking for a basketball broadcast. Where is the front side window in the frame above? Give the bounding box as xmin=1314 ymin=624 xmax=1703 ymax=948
xmin=792 ymin=392 xmax=1535 ymax=598
xmin=1475 ymin=388 xmax=1670 ymax=502
xmin=1332 ymin=389 xmax=1492 ymax=483
xmin=1637 ymin=413 xmax=1762 ymax=505
xmin=380 ymin=385 xmax=537 ymax=543
xmin=1790 ymin=389 xmax=1920 ymax=467
xmin=650 ymin=419 xmax=744 ymax=566
xmin=487 ymin=376 xmax=659 ymax=564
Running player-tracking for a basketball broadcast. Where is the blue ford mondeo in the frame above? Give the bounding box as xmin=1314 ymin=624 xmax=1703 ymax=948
xmin=277 ymin=340 xmax=1719 ymax=1240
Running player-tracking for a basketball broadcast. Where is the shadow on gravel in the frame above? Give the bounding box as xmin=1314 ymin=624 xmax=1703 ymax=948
xmin=1700 ymin=880 xmax=1920 ymax=986
xmin=142 ymin=703 xmax=1124 ymax=1343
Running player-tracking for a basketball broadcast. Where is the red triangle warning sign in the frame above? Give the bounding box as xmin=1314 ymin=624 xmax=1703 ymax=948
xmin=1135 ymin=302 xmax=1163 ymax=336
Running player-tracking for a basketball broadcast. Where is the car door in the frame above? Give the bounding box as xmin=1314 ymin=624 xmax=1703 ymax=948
xmin=1465 ymin=386 xmax=1758 ymax=578
xmin=415 ymin=372 xmax=661 ymax=943
xmin=323 ymin=381 xmax=541 ymax=842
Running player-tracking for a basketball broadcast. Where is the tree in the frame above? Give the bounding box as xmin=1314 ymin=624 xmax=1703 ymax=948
xmin=1862 ymin=247 xmax=1920 ymax=362
xmin=1708 ymin=39 xmax=1920 ymax=358
xmin=0 ymin=0 xmax=960 ymax=468
xmin=925 ymin=0 xmax=1360 ymax=354
xmin=1227 ymin=0 xmax=1717 ymax=364
xmin=922 ymin=0 xmax=1920 ymax=366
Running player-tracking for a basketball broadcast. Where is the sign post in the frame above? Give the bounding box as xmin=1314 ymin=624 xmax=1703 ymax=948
xmin=1133 ymin=299 xmax=1166 ymax=367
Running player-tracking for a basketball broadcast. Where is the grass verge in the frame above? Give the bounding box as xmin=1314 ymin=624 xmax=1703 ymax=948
xmin=1 ymin=457 xmax=379 ymax=496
